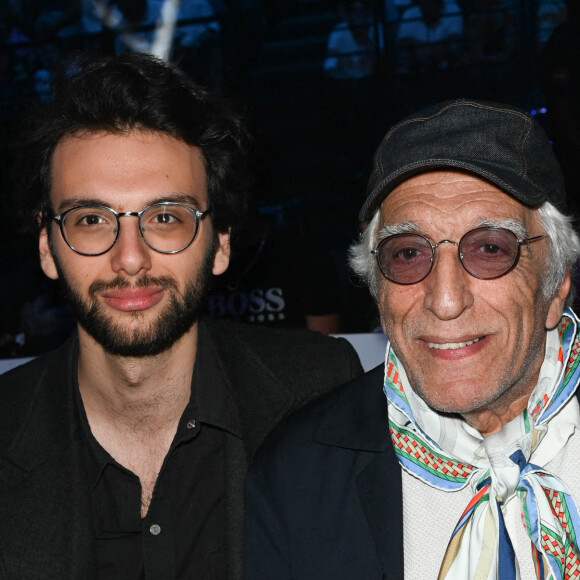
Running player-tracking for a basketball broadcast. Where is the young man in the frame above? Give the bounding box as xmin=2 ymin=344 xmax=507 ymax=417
xmin=0 ymin=53 xmax=362 ymax=579
xmin=245 ymin=99 xmax=580 ymax=579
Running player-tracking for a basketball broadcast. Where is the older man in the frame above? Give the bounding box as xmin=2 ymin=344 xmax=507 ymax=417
xmin=245 ymin=99 xmax=580 ymax=579
xmin=0 ymin=53 xmax=363 ymax=579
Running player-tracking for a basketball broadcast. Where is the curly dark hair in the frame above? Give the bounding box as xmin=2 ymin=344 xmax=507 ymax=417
xmin=11 ymin=52 xmax=251 ymax=240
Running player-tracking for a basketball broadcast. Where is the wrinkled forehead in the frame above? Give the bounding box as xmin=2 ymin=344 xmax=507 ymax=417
xmin=376 ymin=170 xmax=540 ymax=235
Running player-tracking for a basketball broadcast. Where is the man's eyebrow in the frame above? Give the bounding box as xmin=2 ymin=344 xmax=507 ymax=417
xmin=55 ymin=197 xmax=108 ymax=212
xmin=376 ymin=221 xmax=421 ymax=242
xmin=474 ymin=217 xmax=529 ymax=238
xmin=55 ymin=193 xmax=205 ymax=213
xmin=154 ymin=193 xmax=205 ymax=207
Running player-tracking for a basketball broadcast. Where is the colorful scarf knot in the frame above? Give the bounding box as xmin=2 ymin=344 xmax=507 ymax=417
xmin=385 ymin=309 xmax=580 ymax=579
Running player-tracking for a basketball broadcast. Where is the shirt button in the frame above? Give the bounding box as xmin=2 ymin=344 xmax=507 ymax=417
xmin=186 ymin=419 xmax=196 ymax=429
xmin=150 ymin=524 xmax=161 ymax=536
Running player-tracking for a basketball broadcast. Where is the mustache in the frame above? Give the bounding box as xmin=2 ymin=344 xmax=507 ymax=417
xmin=88 ymin=275 xmax=179 ymax=297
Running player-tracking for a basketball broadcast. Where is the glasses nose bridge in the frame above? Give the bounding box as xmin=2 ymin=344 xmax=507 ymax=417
xmin=117 ymin=210 xmax=141 ymax=221
xmin=113 ymin=210 xmax=146 ymax=243
xmin=432 ymin=238 xmax=459 ymax=251
xmin=116 ymin=210 xmax=142 ymax=226
xmin=431 ymin=238 xmax=460 ymax=259
xmin=430 ymin=238 xmax=466 ymax=272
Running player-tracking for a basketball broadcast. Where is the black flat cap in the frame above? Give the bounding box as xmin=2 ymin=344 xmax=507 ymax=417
xmin=360 ymin=99 xmax=567 ymax=221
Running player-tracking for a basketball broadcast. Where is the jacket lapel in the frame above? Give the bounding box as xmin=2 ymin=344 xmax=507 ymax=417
xmin=315 ymin=364 xmax=404 ymax=578
xmin=357 ymin=453 xmax=404 ymax=579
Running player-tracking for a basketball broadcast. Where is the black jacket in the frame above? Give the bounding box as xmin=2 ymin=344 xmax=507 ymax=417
xmin=245 ymin=365 xmax=404 ymax=580
xmin=0 ymin=318 xmax=363 ymax=579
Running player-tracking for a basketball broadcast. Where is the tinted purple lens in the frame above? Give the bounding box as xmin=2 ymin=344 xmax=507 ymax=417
xmin=459 ymin=228 xmax=519 ymax=279
xmin=376 ymin=234 xmax=433 ymax=284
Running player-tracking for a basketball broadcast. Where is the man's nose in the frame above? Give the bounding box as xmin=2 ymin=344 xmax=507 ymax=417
xmin=109 ymin=217 xmax=152 ymax=276
xmin=422 ymin=242 xmax=474 ymax=320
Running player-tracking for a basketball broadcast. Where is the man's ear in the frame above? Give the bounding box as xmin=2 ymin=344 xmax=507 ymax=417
xmin=212 ymin=230 xmax=231 ymax=275
xmin=546 ymin=271 xmax=571 ymax=330
xmin=39 ymin=224 xmax=59 ymax=280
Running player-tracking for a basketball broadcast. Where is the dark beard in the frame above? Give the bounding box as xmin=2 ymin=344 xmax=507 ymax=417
xmin=52 ymin=240 xmax=216 ymax=357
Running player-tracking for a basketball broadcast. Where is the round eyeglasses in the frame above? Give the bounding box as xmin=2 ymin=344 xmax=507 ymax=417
xmin=371 ymin=227 xmax=547 ymax=285
xmin=51 ymin=202 xmax=211 ymax=256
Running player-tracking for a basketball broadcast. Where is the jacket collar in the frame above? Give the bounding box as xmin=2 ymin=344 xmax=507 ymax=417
xmin=314 ymin=364 xmax=390 ymax=451
xmin=200 ymin=317 xmax=298 ymax=457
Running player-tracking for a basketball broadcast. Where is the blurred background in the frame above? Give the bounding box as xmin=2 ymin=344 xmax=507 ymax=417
xmin=0 ymin=0 xmax=578 ymax=356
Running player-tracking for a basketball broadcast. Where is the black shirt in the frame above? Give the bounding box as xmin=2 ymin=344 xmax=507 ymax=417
xmin=77 ymin=336 xmax=242 ymax=579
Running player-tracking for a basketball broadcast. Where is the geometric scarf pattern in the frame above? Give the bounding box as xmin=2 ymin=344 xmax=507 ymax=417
xmin=385 ymin=309 xmax=580 ymax=580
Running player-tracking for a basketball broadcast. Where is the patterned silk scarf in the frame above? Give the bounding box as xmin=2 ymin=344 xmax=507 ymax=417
xmin=385 ymin=309 xmax=580 ymax=579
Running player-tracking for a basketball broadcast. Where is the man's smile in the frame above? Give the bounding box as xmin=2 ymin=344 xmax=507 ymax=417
xmin=417 ymin=334 xmax=490 ymax=360
xmin=426 ymin=336 xmax=483 ymax=350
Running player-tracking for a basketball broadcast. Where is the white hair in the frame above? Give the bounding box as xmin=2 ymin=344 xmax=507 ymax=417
xmin=348 ymin=201 xmax=580 ymax=306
